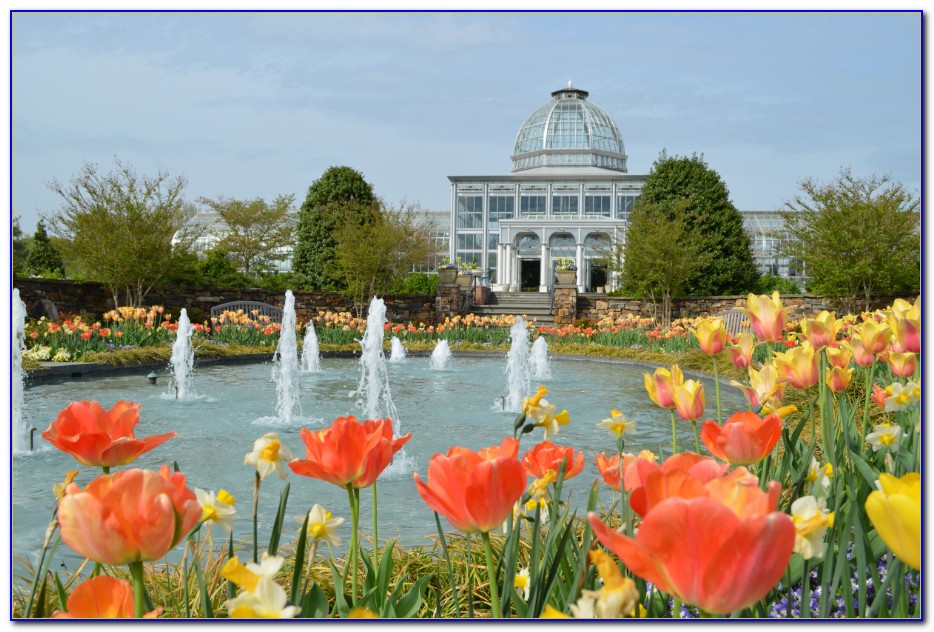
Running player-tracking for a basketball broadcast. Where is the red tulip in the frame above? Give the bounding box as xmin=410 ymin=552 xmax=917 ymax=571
xmin=42 ymin=400 xmax=176 ymax=468
xmin=594 ymin=451 xmax=655 ymax=492
xmin=700 ymin=411 xmax=781 ymax=466
xmin=57 ymin=466 xmax=201 ymax=565
xmin=289 ymin=416 xmax=411 ymax=489
xmin=52 ymin=576 xmax=162 ymax=618
xmin=414 ymin=437 xmax=526 ymax=533
xmin=522 ymin=441 xmax=585 ymax=480
xmin=627 ymin=452 xmax=729 ymax=517
xmin=588 ymin=482 xmax=794 ymax=614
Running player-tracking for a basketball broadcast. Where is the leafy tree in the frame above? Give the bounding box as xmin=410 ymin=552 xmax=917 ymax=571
xmin=197 ymin=194 xmax=296 ymax=276
xmin=781 ymin=169 xmax=920 ymax=312
xmin=292 ymin=166 xmax=377 ymax=290
xmin=25 ymin=219 xmax=66 ymax=277
xmin=46 ymin=159 xmax=194 ymax=308
xmin=615 ymin=198 xmax=709 ymax=326
xmin=332 ymin=202 xmax=435 ymax=316
xmin=389 ymin=272 xmax=440 ymax=295
xmin=639 ymin=151 xmax=759 ymax=295
xmin=198 ymin=248 xmax=247 ymax=286
xmin=13 ymin=216 xmax=31 ymax=275
xmin=755 ymin=274 xmax=802 ymax=295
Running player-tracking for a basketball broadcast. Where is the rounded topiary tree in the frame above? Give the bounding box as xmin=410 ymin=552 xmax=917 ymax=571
xmin=25 ymin=219 xmax=65 ymax=277
xmin=639 ymin=151 xmax=759 ymax=296
xmin=292 ymin=166 xmax=377 ymax=291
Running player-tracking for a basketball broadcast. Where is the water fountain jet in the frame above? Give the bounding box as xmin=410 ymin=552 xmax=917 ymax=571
xmin=301 ymin=318 xmax=321 ymax=372
xmin=429 ymin=340 xmax=452 ymax=370
xmin=13 ymin=289 xmax=29 ymax=454
xmin=502 ymin=315 xmax=532 ymax=413
xmin=389 ymin=336 xmax=407 ymax=362
xmin=272 ymin=291 xmax=302 ymax=424
xmin=168 ymin=308 xmax=195 ymax=399
xmin=530 ymin=336 xmax=551 ymax=380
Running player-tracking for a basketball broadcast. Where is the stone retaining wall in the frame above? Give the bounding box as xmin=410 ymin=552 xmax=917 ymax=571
xmin=13 ymin=277 xmax=436 ymax=325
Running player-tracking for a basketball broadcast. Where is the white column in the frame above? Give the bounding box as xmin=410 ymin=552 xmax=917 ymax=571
xmin=576 ymin=242 xmax=585 ymax=290
xmin=494 ymin=243 xmax=504 ymax=290
xmin=539 ymin=244 xmax=550 ymax=292
xmin=503 ymin=244 xmax=513 ymax=292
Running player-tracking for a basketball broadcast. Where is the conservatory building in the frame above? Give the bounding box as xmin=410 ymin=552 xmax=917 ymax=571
xmin=448 ymin=84 xmax=645 ymax=293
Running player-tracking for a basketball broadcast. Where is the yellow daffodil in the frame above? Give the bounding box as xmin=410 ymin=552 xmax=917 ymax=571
xmin=582 ymin=550 xmax=640 ymax=618
xmin=195 ymin=488 xmax=237 ymax=535
xmin=540 ymin=605 xmax=571 ymax=618
xmin=805 ymin=457 xmax=833 ymax=497
xmin=347 ymin=607 xmax=379 ymax=618
xmin=865 ymin=473 xmax=920 ymax=570
xmin=790 ymin=495 xmax=833 ymax=560
xmin=597 ymin=409 xmax=636 ymax=438
xmin=244 ymin=432 xmax=292 ymax=480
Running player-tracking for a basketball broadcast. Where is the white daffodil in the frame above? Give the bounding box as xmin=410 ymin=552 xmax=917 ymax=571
xmin=884 ymin=381 xmax=920 ymax=412
xmin=790 ymin=495 xmax=834 ymax=560
xmin=866 ymin=423 xmax=903 ymax=452
xmin=195 ymin=488 xmax=237 ymax=535
xmin=224 ymin=575 xmax=300 ymax=618
xmin=514 ymin=567 xmax=530 ymax=601
xmin=596 ymin=409 xmax=636 ymax=439
xmin=304 ymin=504 xmax=344 ymax=546
xmin=244 ymin=432 xmax=292 ymax=480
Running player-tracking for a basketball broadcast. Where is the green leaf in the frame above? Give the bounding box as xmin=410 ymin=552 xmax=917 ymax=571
xmin=266 ymin=482 xmax=291 ymax=557
xmin=328 ymin=561 xmax=351 ymax=618
xmin=193 ymin=553 xmax=215 ymax=618
xmin=301 ymin=583 xmax=330 ymax=618
xmin=32 ymin=572 xmax=48 ymax=618
xmin=394 ymin=575 xmax=433 ymax=618
xmin=849 ymin=450 xmax=880 ymax=489
xmin=289 ymin=510 xmax=310 ymax=605
xmin=52 ymin=572 xmax=68 ymax=615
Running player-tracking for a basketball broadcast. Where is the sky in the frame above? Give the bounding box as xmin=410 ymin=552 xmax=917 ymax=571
xmin=8 ymin=8 xmax=923 ymax=234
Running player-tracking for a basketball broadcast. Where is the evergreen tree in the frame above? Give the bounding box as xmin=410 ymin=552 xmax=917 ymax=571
xmin=639 ymin=151 xmax=759 ymax=296
xmin=25 ymin=219 xmax=65 ymax=277
xmin=292 ymin=166 xmax=377 ymax=290
xmin=13 ymin=216 xmax=30 ymax=275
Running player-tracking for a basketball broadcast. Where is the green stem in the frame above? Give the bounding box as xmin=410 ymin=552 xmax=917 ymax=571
xmin=669 ymin=409 xmax=678 ymax=455
xmin=347 ymin=484 xmax=360 ymax=604
xmin=800 ymin=557 xmax=810 ymax=618
xmin=25 ymin=518 xmax=58 ymax=618
xmin=128 ymin=560 xmax=147 ymax=618
xmin=101 ymin=465 xmax=110 ymax=475
xmin=672 ymin=596 xmax=681 ymax=619
xmin=691 ymin=420 xmax=701 ymax=454
xmin=712 ymin=356 xmax=722 ymax=424
xmin=480 ymin=531 xmax=502 ymax=619
xmin=372 ymin=481 xmax=379 ymax=564
xmin=252 ymin=472 xmax=260 ymax=564
xmin=861 ymin=362 xmax=876 ymax=437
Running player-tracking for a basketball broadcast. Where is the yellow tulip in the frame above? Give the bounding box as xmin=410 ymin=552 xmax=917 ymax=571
xmin=672 ymin=379 xmax=705 ymax=421
xmin=692 ymin=318 xmax=729 ymax=355
xmin=772 ymin=341 xmax=818 ymax=390
xmin=740 ymin=291 xmax=793 ymax=342
xmin=853 ymin=319 xmax=891 ymax=356
xmin=887 ymin=296 xmax=920 ymax=353
xmin=825 ymin=343 xmax=853 ymax=369
xmin=799 ymin=310 xmax=840 ymax=349
xmin=643 ymin=365 xmax=684 ymax=409
xmin=865 ymin=473 xmax=920 ymax=570
xmin=730 ymin=364 xmax=787 ymax=411
xmin=885 ymin=351 xmax=917 ymax=379
xmin=825 ymin=365 xmax=853 ymax=392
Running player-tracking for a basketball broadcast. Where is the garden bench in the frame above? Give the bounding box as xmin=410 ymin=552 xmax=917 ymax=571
xmin=714 ymin=308 xmax=747 ymax=337
xmin=210 ymin=300 xmax=283 ymax=323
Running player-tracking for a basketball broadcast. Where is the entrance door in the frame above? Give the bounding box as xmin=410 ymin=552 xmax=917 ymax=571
xmin=590 ymin=265 xmax=608 ymax=291
xmin=520 ymin=259 xmax=540 ymax=291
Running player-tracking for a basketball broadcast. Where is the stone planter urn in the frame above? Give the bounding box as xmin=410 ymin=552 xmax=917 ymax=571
xmin=438 ymin=268 xmax=458 ymax=284
xmin=456 ymin=273 xmax=473 ymax=289
xmin=556 ymin=270 xmax=576 ymax=285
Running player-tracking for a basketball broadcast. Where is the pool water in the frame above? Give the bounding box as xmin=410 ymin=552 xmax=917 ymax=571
xmin=14 ymin=354 xmax=746 ymax=570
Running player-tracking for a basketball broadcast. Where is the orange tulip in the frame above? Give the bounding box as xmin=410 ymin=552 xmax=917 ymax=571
xmin=57 ymin=466 xmax=201 ymax=565
xmin=771 ymin=341 xmax=818 ymax=389
xmin=885 ymin=351 xmax=917 ymax=379
xmin=588 ymin=486 xmax=794 ymax=614
xmin=289 ymin=416 xmax=411 ymax=489
xmin=825 ymin=365 xmax=854 ymax=392
xmin=41 ymin=400 xmax=176 ymax=468
xmin=871 ymin=384 xmax=889 ymax=410
xmin=643 ymin=365 xmax=683 ymax=409
xmin=626 ymin=452 xmax=729 ymax=517
xmin=700 ymin=412 xmax=781 ymax=466
xmin=672 ymin=379 xmax=705 ymax=421
xmin=798 ymin=311 xmax=839 ymax=349
xmin=52 ymin=576 xmax=162 ymax=618
xmin=740 ymin=291 xmax=793 ymax=342
xmin=692 ymin=318 xmax=728 ymax=355
xmin=595 ymin=451 xmax=656 ymax=492
xmin=725 ymin=333 xmax=758 ymax=369
xmin=414 ymin=437 xmax=526 ymax=534
xmin=522 ymin=441 xmax=585 ymax=480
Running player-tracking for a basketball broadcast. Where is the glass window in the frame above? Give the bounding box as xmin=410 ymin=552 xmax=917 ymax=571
xmin=488 ymin=195 xmax=515 ymax=227
xmin=520 ymin=195 xmax=546 ymax=216
xmin=616 ymin=194 xmax=638 ymax=220
xmin=552 ymin=194 xmax=579 ymax=215
xmin=457 ymin=233 xmax=483 ymax=250
xmin=585 ymin=195 xmax=611 ymax=216
xmin=456 ymin=195 xmax=483 ymax=229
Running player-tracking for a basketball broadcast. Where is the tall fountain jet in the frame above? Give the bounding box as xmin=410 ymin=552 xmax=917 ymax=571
xmin=169 ymin=308 xmax=195 ymax=399
xmin=503 ymin=315 xmax=532 ymax=413
xmin=389 ymin=336 xmax=407 ymax=362
xmin=13 ymin=289 xmax=29 ymax=453
xmin=273 ymin=291 xmax=302 ymax=424
xmin=429 ymin=339 xmax=451 ymax=370
xmin=301 ymin=318 xmax=321 ymax=372
xmin=530 ymin=336 xmax=551 ymax=380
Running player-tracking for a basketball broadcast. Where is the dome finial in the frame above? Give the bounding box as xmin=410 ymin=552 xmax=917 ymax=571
xmin=568 ymin=80 xmax=573 ymax=89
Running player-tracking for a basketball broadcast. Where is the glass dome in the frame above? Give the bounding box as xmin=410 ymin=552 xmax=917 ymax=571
xmin=512 ymin=85 xmax=628 ymax=173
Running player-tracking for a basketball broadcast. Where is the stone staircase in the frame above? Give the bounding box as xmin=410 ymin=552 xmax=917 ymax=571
xmin=470 ymin=291 xmax=555 ymax=326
